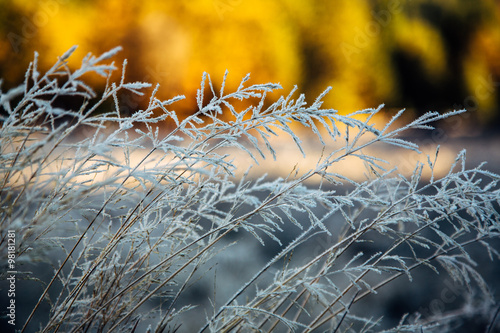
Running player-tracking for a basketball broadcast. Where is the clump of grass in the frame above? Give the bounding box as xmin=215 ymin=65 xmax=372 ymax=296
xmin=1 ymin=47 xmax=499 ymax=332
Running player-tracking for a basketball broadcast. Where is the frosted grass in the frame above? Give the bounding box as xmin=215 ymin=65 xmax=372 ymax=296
xmin=1 ymin=47 xmax=499 ymax=332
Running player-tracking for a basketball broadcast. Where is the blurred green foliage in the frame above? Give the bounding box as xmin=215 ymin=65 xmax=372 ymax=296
xmin=1 ymin=0 xmax=499 ymax=127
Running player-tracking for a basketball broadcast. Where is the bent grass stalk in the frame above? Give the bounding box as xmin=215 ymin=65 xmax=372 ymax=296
xmin=1 ymin=46 xmax=499 ymax=333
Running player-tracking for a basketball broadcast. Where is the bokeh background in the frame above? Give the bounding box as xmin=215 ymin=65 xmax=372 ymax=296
xmin=1 ymin=2 xmax=500 ymax=331
xmin=1 ymin=0 xmax=500 ymax=131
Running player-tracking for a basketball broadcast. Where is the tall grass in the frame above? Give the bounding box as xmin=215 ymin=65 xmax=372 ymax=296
xmin=1 ymin=47 xmax=499 ymax=332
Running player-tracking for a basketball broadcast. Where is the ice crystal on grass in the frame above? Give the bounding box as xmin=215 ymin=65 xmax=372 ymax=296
xmin=1 ymin=47 xmax=499 ymax=332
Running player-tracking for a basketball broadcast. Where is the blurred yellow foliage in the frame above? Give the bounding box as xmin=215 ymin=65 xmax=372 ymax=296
xmin=1 ymin=0 xmax=499 ymax=125
xmin=391 ymin=17 xmax=447 ymax=79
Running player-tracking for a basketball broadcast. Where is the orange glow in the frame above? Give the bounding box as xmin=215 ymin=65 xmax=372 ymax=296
xmin=1 ymin=0 xmax=499 ymax=125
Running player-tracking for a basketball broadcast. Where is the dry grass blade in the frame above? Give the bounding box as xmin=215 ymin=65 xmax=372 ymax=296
xmin=1 ymin=46 xmax=499 ymax=333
